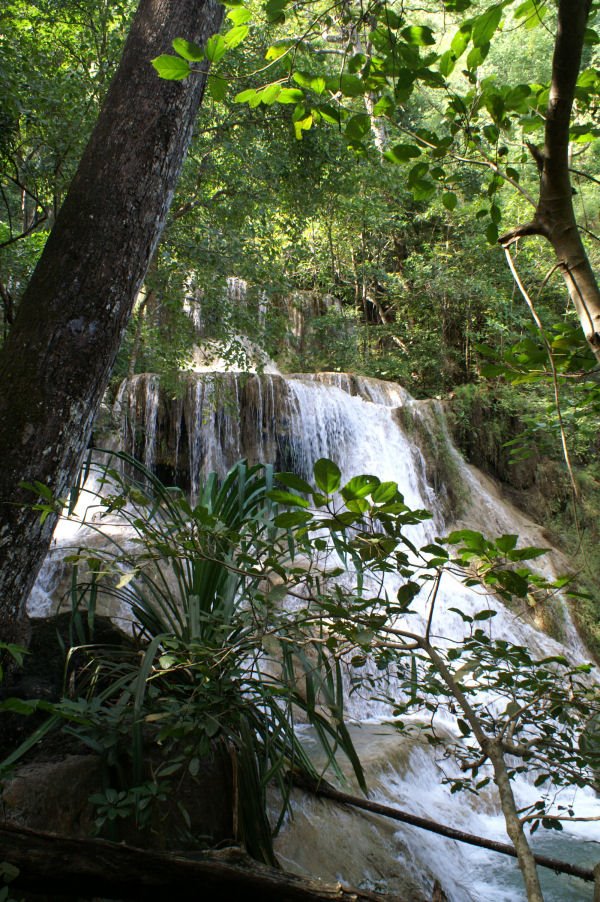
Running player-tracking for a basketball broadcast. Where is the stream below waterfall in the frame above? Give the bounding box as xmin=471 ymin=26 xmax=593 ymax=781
xmin=28 ymin=371 xmax=600 ymax=901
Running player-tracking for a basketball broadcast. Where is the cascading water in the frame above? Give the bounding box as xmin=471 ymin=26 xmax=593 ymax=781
xmin=28 ymin=370 xmax=600 ymax=901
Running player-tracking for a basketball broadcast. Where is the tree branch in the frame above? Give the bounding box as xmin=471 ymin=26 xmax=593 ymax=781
xmin=289 ymin=773 xmax=595 ymax=883
xmin=498 ymin=222 xmax=545 ymax=247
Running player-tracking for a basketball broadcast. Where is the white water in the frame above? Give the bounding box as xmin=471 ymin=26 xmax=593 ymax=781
xmin=27 ymin=370 xmax=600 ymax=899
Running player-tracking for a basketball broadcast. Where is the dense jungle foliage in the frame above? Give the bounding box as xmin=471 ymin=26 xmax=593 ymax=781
xmin=1 ymin=0 xmax=599 ymax=636
xmin=2 ymin=4 xmax=600 ymax=899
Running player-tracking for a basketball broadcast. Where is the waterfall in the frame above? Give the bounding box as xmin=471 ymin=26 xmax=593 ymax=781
xmin=26 ymin=370 xmax=600 ymax=901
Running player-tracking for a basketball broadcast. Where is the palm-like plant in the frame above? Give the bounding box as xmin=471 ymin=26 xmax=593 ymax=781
xmin=61 ymin=452 xmax=365 ymax=862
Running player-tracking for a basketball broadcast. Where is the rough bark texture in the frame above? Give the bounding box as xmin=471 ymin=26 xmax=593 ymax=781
xmin=0 ymin=824 xmax=391 ymax=902
xmin=0 ymin=0 xmax=224 ymax=644
xmin=500 ymin=0 xmax=600 ymax=362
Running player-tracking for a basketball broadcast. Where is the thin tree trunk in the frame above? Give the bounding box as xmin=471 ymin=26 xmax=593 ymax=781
xmin=423 ymin=640 xmax=545 ymax=902
xmin=484 ymin=740 xmax=544 ymax=902
xmin=0 ymin=0 xmax=224 ymax=645
xmin=500 ymin=0 xmax=600 ymax=362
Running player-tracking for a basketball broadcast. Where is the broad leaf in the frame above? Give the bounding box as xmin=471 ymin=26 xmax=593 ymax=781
xmin=314 ymin=459 xmax=341 ymax=494
xmin=151 ymin=55 xmax=190 ymax=80
xmin=172 ymin=38 xmax=204 ymax=61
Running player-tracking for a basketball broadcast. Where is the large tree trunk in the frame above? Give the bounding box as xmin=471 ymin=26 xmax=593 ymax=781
xmin=500 ymin=0 xmax=600 ymax=362
xmin=0 ymin=0 xmax=224 ymax=644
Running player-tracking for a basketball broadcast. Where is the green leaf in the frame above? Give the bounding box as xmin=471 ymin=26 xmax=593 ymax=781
xmin=0 ymin=862 xmax=19 ymax=884
xmin=293 ymin=72 xmax=326 ymax=95
xmin=505 ymin=84 xmax=531 ymax=111
xmin=314 ymin=459 xmax=341 ymax=494
xmin=495 ymin=569 xmax=529 ymax=597
xmin=223 ymin=25 xmax=249 ymax=50
xmin=383 ymin=143 xmax=422 ymax=164
xmin=227 ymin=6 xmax=252 ymax=24
xmin=439 ymin=50 xmax=456 ymax=77
xmin=396 ymin=582 xmax=420 ymax=607
xmin=208 ymin=75 xmax=228 ymax=102
xmin=265 ymin=0 xmax=288 ymax=22
xmin=310 ymin=76 xmax=327 ymax=95
xmin=408 ymin=161 xmax=429 ymax=185
xmin=265 ymin=42 xmax=290 ymax=61
xmin=412 ymin=178 xmax=436 ymax=201
xmin=473 ymin=609 xmax=497 ymax=621
xmin=451 ymin=24 xmax=471 ymax=58
xmin=472 ymin=4 xmax=503 ymax=47
xmin=205 ymin=34 xmax=228 ymax=63
xmin=341 ymin=474 xmax=380 ymax=500
xmin=373 ymin=94 xmax=395 ymax=115
xmin=269 ymin=489 xmax=310 ymax=508
xmin=234 ymin=88 xmax=258 ymax=103
xmin=449 ymin=607 xmax=473 ymax=622
xmin=276 ymin=472 xmax=314 ymax=494
xmin=371 ymin=481 xmax=398 ymax=503
xmin=151 ymin=55 xmax=191 ymax=81
xmin=401 ymin=25 xmax=436 ymax=46
xmin=274 ymin=511 xmax=313 ymax=529
xmin=489 ymin=203 xmax=501 ymax=225
xmin=508 ymin=546 xmax=547 ymax=561
xmin=515 ymin=0 xmax=548 ymax=25
xmin=422 ymin=543 xmax=449 ymax=558
xmin=466 ymin=42 xmax=489 ymax=69
xmin=447 ymin=529 xmax=486 ymax=551
xmin=442 ymin=192 xmax=458 ymax=210
xmin=293 ymin=113 xmax=313 ymax=139
xmin=329 ymin=74 xmax=365 ymax=98
xmin=346 ymin=498 xmax=370 ymax=514
xmin=172 ymin=38 xmax=204 ymax=61
xmin=276 ymin=88 xmax=304 ymax=104
xmin=0 ymin=697 xmax=39 ymax=715
xmin=318 ymin=104 xmax=342 ymax=125
xmin=345 ymin=113 xmax=371 ymax=141
xmin=485 ymin=222 xmax=499 ymax=244
xmin=495 ymin=534 xmax=518 ymax=553
xmin=260 ymin=83 xmax=282 ymax=104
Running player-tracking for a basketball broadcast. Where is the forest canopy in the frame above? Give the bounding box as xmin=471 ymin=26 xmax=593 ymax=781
xmin=1 ymin=4 xmax=600 ymax=901
xmin=0 ymin=0 xmax=599 ymax=635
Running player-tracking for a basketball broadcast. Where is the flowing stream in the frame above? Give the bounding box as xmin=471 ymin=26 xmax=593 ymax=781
xmin=28 ymin=370 xmax=600 ymax=901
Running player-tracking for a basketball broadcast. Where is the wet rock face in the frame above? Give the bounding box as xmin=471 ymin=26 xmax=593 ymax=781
xmin=115 ymin=373 xmax=302 ymax=497
xmin=0 ymin=614 xmax=136 ymax=757
xmin=0 ymin=614 xmax=235 ymax=849
xmin=112 ymin=371 xmax=416 ymax=501
xmin=2 ymin=756 xmax=101 ymax=838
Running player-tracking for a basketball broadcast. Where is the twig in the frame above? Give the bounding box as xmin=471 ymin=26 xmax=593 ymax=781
xmin=503 ymin=247 xmax=580 ymax=505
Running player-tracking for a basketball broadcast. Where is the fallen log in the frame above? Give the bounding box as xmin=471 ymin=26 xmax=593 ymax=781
xmin=0 ymin=823 xmax=393 ymax=901
xmin=290 ymin=772 xmax=596 ymax=884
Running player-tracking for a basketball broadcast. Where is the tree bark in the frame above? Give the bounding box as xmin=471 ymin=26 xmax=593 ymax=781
xmin=0 ymin=0 xmax=224 ymax=644
xmin=500 ymin=0 xmax=600 ymax=362
xmin=0 ymin=824 xmax=390 ymax=902
xmin=420 ymin=640 xmax=545 ymax=902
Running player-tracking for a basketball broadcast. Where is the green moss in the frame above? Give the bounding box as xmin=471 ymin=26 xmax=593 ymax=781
xmin=396 ymin=401 xmax=469 ymax=520
xmin=448 ymin=382 xmax=600 ymax=660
